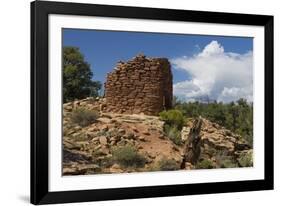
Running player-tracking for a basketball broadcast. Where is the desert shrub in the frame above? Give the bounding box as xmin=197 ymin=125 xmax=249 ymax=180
xmin=243 ymin=134 xmax=253 ymax=148
xmin=157 ymin=158 xmax=180 ymax=171
xmin=215 ymin=151 xmax=238 ymax=168
xmin=112 ymin=145 xmax=146 ymax=168
xmin=196 ymin=159 xmax=215 ymax=169
xmin=70 ymin=108 xmax=99 ymax=127
xmin=238 ymin=150 xmax=253 ymax=167
xmin=160 ymin=110 xmax=185 ymax=145
xmin=159 ymin=109 xmax=185 ymax=130
xmin=220 ymin=159 xmax=238 ymax=168
xmin=173 ymin=98 xmax=253 ymax=148
xmin=98 ymin=156 xmax=115 ymax=168
xmin=164 ymin=125 xmax=182 ymax=145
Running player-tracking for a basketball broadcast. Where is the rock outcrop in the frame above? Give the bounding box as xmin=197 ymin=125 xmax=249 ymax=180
xmin=63 ymin=99 xmax=182 ymax=175
xmin=181 ymin=117 xmax=252 ymax=169
xmin=104 ymin=54 xmax=173 ymax=115
xmin=63 ymin=98 xmax=253 ymax=175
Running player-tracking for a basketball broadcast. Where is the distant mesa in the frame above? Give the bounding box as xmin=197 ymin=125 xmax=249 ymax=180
xmin=104 ymin=54 xmax=173 ymax=115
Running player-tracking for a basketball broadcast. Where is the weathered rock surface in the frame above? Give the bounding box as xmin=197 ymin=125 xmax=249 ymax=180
xmin=63 ymin=99 xmax=252 ymax=175
xmin=181 ymin=117 xmax=252 ymax=169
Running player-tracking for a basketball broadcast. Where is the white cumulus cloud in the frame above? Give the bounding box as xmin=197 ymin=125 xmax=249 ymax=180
xmin=172 ymin=40 xmax=253 ymax=103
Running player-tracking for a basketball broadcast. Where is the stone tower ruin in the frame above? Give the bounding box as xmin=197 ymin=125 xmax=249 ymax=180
xmin=104 ymin=54 xmax=173 ymax=115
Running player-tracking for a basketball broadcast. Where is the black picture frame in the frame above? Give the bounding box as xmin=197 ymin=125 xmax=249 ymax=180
xmin=31 ymin=0 xmax=274 ymax=204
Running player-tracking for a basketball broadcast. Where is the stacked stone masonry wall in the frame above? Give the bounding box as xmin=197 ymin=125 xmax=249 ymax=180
xmin=104 ymin=54 xmax=173 ymax=115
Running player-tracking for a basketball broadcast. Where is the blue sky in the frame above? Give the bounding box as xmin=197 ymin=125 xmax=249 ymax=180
xmin=63 ymin=29 xmax=253 ymax=102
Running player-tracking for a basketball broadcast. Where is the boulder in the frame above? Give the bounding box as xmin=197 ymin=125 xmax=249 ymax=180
xmin=63 ymin=167 xmax=79 ymax=175
xmin=99 ymin=136 xmax=108 ymax=145
xmin=63 ymin=140 xmax=80 ymax=150
xmin=77 ymin=164 xmax=100 ymax=174
xmin=109 ymin=164 xmax=123 ymax=173
xmin=181 ymin=126 xmax=190 ymax=141
xmin=97 ymin=117 xmax=112 ymax=124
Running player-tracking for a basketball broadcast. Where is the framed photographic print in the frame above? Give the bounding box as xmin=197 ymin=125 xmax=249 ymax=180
xmin=31 ymin=0 xmax=274 ymax=204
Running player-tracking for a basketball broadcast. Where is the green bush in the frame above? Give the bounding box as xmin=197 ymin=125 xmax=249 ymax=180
xmin=157 ymin=158 xmax=180 ymax=171
xmin=164 ymin=125 xmax=182 ymax=145
xmin=159 ymin=109 xmax=185 ymax=130
xmin=160 ymin=109 xmax=185 ymax=145
xmin=112 ymin=145 xmax=146 ymax=168
xmin=172 ymin=98 xmax=253 ymax=148
xmin=196 ymin=159 xmax=214 ymax=169
xmin=220 ymin=159 xmax=238 ymax=168
xmin=70 ymin=108 xmax=99 ymax=127
xmin=215 ymin=151 xmax=238 ymax=168
xmin=238 ymin=150 xmax=253 ymax=167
